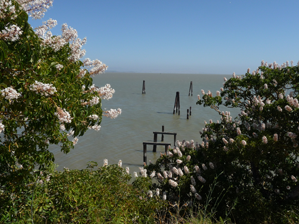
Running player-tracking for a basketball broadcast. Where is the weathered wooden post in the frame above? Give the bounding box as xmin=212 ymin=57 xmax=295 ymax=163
xmin=142 ymin=80 xmax=146 ymax=94
xmin=153 ymin=133 xmax=158 ymax=152
xmin=188 ymin=81 xmax=193 ymax=96
xmin=143 ymin=143 xmax=147 ymax=164
xmin=161 ymin=125 xmax=164 ymax=141
xmin=173 ymin=91 xmax=180 ymax=115
xmin=177 ymin=92 xmax=180 ymax=115
xmin=187 ymin=109 xmax=189 ymax=119
xmin=190 ymin=106 xmax=192 ymax=116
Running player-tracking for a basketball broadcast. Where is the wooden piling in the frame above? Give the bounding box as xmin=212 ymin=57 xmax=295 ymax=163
xmin=173 ymin=91 xmax=180 ymax=115
xmin=142 ymin=80 xmax=146 ymax=94
xmin=161 ymin=125 xmax=164 ymax=141
xmin=187 ymin=109 xmax=189 ymax=119
xmin=188 ymin=81 xmax=193 ymax=96
xmin=190 ymin=106 xmax=192 ymax=116
xmin=153 ymin=133 xmax=158 ymax=152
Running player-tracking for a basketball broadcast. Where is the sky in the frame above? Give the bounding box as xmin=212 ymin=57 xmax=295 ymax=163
xmin=28 ymin=0 xmax=299 ymax=75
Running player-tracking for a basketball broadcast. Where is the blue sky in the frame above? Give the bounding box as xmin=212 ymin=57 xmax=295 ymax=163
xmin=28 ymin=0 xmax=299 ymax=74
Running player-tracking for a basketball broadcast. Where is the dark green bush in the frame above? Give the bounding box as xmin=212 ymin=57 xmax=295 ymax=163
xmin=0 ymin=163 xmax=166 ymax=223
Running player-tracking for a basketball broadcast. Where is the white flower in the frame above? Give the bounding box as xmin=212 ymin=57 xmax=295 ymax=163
xmin=133 ymin=172 xmax=138 ymax=178
xmin=236 ymin=127 xmax=241 ymax=135
xmin=176 ymin=159 xmax=183 ymax=164
xmin=0 ymin=25 xmax=23 ymax=41
xmin=163 ymin=192 xmax=167 ymax=200
xmin=194 ymin=165 xmax=200 ymax=173
xmin=60 ymin=124 xmax=65 ymax=131
xmin=156 ymin=188 xmax=160 ymax=196
xmin=291 ymin=175 xmax=297 ymax=182
xmin=184 ymin=166 xmax=189 ymax=174
xmin=88 ymin=114 xmax=99 ymax=120
xmin=169 ymin=179 xmax=178 ymax=188
xmin=279 ymin=93 xmax=284 ymax=99
xmin=103 ymin=108 xmax=122 ymax=119
xmin=167 ymin=151 xmax=173 ymax=157
xmin=172 ymin=167 xmax=179 ymax=175
xmin=262 ymin=136 xmax=268 ymax=144
xmin=202 ymin=164 xmax=207 ymax=171
xmin=55 ymin=64 xmax=63 ymax=70
xmin=285 ymin=105 xmax=293 ymax=112
xmin=72 ymin=137 xmax=78 ymax=146
xmin=89 ymin=96 xmax=100 ymax=106
xmin=163 ymin=171 xmax=168 ymax=178
xmin=29 ymin=81 xmax=57 ymax=96
xmin=186 ymin=155 xmax=191 ymax=161
xmin=222 ymin=138 xmax=228 ymax=145
xmin=197 ymin=175 xmax=206 ymax=183
xmin=241 ymin=140 xmax=247 ymax=146
xmin=178 ymin=168 xmax=184 ymax=177
xmin=190 ymin=185 xmax=197 ymax=193
xmin=148 ymin=190 xmax=153 ymax=198
xmin=1 ymin=87 xmax=21 ymax=100
xmin=88 ymin=125 xmax=101 ymax=131
xmin=150 ymin=171 xmax=156 ymax=178
xmin=55 ymin=107 xmax=72 ymax=123
xmin=103 ymin=159 xmax=108 ymax=166
xmin=141 ymin=169 xmax=147 ymax=177
xmin=126 ymin=167 xmax=130 ymax=174
xmin=118 ymin=160 xmax=122 ymax=167
xmin=209 ymin=162 xmax=214 ymax=169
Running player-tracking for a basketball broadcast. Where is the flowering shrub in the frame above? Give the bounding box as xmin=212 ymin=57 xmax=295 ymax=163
xmin=0 ymin=0 xmax=121 ymax=192
xmin=147 ymin=61 xmax=299 ymax=223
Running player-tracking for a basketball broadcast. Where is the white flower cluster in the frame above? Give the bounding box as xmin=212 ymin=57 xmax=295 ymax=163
xmin=0 ymin=122 xmax=4 ymax=133
xmin=61 ymin=23 xmax=87 ymax=62
xmin=0 ymin=0 xmax=17 ymax=20
xmin=88 ymin=114 xmax=99 ymax=120
xmin=55 ymin=64 xmax=63 ymax=71
xmin=88 ymin=84 xmax=115 ymax=100
xmin=0 ymin=25 xmax=23 ymax=41
xmin=29 ymin=81 xmax=57 ymax=96
xmin=83 ymin=58 xmax=108 ymax=76
xmin=1 ymin=87 xmax=21 ymax=100
xmin=54 ymin=107 xmax=72 ymax=123
xmin=16 ymin=0 xmax=54 ymax=19
xmin=88 ymin=124 xmax=101 ymax=131
xmin=42 ymin=33 xmax=67 ymax=52
xmin=103 ymin=108 xmax=122 ymax=119
xmin=98 ymin=84 xmax=115 ymax=100
xmin=34 ymin=18 xmax=57 ymax=38
xmin=72 ymin=137 xmax=78 ymax=146
xmin=88 ymin=96 xmax=100 ymax=106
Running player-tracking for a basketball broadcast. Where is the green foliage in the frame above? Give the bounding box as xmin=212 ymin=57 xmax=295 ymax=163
xmin=0 ymin=163 xmax=166 ymax=223
xmin=147 ymin=63 xmax=299 ymax=223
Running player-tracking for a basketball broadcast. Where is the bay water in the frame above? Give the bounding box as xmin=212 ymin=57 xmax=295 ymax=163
xmin=50 ymin=72 xmax=239 ymax=174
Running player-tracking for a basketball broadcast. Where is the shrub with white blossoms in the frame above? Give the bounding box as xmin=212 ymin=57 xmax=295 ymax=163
xmin=146 ymin=61 xmax=299 ymax=223
xmin=0 ymin=0 xmax=121 ymax=193
xmin=192 ymin=60 xmax=299 ymax=223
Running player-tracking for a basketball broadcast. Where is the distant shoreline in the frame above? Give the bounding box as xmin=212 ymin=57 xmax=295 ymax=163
xmin=105 ymin=71 xmax=230 ymax=76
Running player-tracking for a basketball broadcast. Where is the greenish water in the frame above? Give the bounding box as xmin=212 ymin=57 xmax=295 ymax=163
xmin=50 ymin=72 xmax=239 ymax=174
